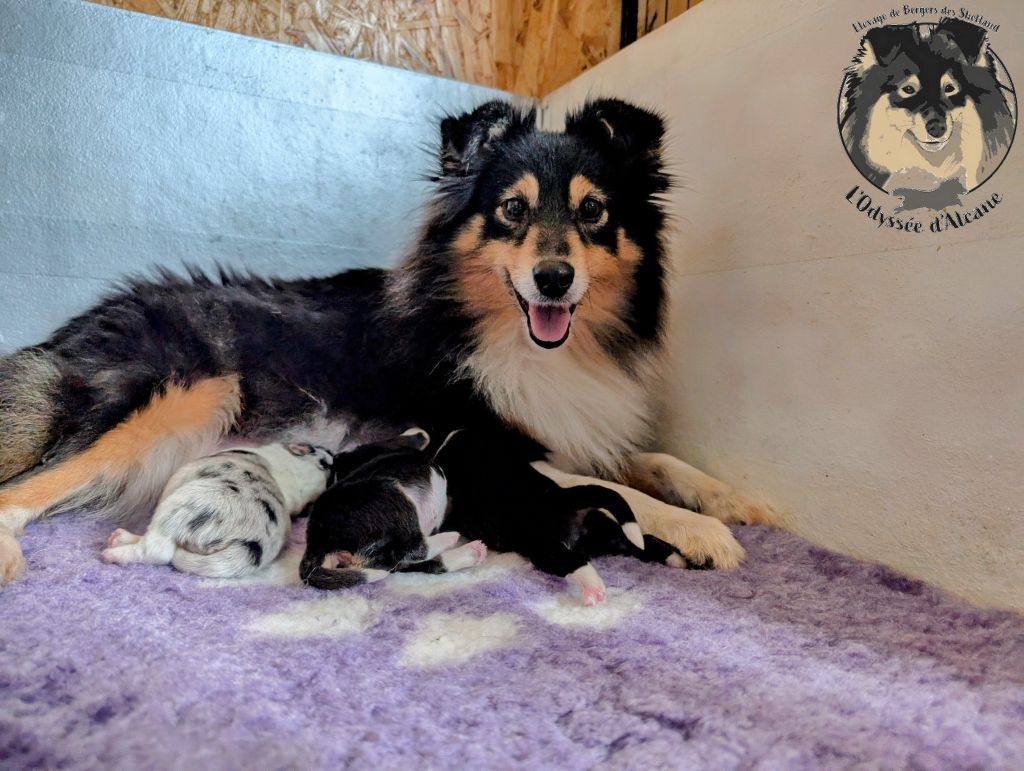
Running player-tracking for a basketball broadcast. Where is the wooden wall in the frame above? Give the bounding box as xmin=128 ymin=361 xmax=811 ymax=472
xmin=636 ymin=0 xmax=700 ymax=38
xmin=86 ymin=0 xmax=700 ymax=97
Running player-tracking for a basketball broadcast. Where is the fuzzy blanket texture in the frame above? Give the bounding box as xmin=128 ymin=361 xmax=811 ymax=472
xmin=1 ymin=517 xmax=1023 ymax=769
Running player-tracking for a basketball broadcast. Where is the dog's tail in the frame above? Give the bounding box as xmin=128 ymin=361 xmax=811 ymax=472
xmin=171 ymin=540 xmax=268 ymax=578
xmin=560 ymin=484 xmax=645 ymax=551
xmin=0 ymin=349 xmax=63 ymax=485
xmin=300 ymin=553 xmax=390 ymax=590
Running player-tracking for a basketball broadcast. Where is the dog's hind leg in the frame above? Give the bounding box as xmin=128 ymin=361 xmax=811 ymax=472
xmin=623 ymin=453 xmax=785 ymax=527
xmin=533 ymin=461 xmax=746 ymax=570
xmin=101 ymin=529 xmax=176 ymax=566
xmin=0 ymin=376 xmax=241 ymax=584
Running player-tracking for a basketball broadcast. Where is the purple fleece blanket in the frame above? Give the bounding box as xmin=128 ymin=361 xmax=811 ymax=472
xmin=2 ymin=517 xmax=1022 ymax=769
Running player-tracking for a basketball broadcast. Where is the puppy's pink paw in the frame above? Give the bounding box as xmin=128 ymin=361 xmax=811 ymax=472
xmin=106 ymin=528 xmax=139 ymax=549
xmin=466 ymin=540 xmax=487 ymax=565
xmin=567 ymin=563 xmax=606 ymax=606
xmin=581 ymin=585 xmax=606 ymax=606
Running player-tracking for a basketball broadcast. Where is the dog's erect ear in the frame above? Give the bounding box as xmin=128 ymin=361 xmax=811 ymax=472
xmin=862 ymin=25 xmax=914 ymax=67
xmin=439 ymin=101 xmax=536 ymax=176
xmin=565 ymin=99 xmax=665 ymax=163
xmin=933 ymin=18 xmax=988 ymax=65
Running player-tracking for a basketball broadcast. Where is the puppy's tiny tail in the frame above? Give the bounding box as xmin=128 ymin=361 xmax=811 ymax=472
xmin=300 ymin=555 xmax=389 ymax=590
xmin=171 ymin=540 xmax=265 ymax=578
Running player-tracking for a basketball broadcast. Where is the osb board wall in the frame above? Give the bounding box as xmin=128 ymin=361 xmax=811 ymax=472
xmin=85 ymin=1 xmax=704 ymax=97
xmin=495 ymin=0 xmax=621 ymax=97
xmin=637 ymin=0 xmax=700 ymax=37
xmin=88 ymin=0 xmax=632 ymax=97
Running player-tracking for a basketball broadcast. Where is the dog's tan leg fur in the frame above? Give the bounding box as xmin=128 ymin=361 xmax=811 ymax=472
xmin=0 ymin=376 xmax=241 ymax=585
xmin=623 ymin=452 xmax=784 ymax=527
xmin=532 ymin=461 xmax=746 ymax=569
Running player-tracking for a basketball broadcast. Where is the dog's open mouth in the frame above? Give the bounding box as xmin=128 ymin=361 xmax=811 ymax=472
xmin=506 ymin=274 xmax=577 ymax=349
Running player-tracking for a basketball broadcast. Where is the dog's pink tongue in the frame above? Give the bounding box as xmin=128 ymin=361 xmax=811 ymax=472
xmin=528 ymin=304 xmax=571 ymax=343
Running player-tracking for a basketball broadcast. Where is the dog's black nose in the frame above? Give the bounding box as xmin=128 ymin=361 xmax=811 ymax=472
xmin=533 ymin=260 xmax=575 ymax=299
xmin=925 ymin=119 xmax=946 ymax=138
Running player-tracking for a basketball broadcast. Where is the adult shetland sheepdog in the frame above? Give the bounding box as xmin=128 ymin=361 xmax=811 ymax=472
xmin=840 ymin=18 xmax=1015 ymax=209
xmin=0 ymin=99 xmax=779 ymax=584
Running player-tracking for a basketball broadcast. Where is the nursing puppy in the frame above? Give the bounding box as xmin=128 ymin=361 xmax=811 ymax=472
xmin=436 ymin=431 xmax=692 ymax=606
xmin=301 ymin=429 xmax=486 ymax=589
xmin=103 ymin=443 xmax=332 ymax=578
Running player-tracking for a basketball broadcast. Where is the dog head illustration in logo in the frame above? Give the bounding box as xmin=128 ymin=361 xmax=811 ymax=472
xmin=839 ymin=18 xmax=1016 ymax=210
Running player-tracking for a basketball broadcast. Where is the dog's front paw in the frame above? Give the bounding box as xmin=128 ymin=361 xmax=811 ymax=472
xmin=646 ymin=506 xmax=745 ymax=570
xmin=703 ymin=487 xmax=785 ymax=528
xmin=629 ymin=453 xmax=785 ymax=528
xmin=0 ymin=529 xmax=27 ymax=585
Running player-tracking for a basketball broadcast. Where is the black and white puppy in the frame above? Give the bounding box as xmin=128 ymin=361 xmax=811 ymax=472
xmin=300 ymin=429 xmax=486 ymax=589
xmin=435 ymin=430 xmax=692 ymax=605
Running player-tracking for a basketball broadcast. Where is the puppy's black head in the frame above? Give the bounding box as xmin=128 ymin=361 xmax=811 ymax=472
xmin=428 ymin=99 xmax=669 ymax=352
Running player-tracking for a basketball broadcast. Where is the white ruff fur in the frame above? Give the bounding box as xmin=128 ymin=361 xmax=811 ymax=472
xmin=464 ymin=321 xmax=655 ymax=474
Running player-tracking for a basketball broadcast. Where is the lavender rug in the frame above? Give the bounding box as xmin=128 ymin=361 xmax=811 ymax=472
xmin=2 ymin=517 xmax=1023 ymax=770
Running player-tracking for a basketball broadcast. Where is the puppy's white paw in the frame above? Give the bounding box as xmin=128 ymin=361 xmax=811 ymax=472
xmin=0 ymin=530 xmax=26 ymax=585
xmin=106 ymin=528 xmax=141 ymax=549
xmin=101 ymin=545 xmax=136 ymax=565
xmin=581 ymin=584 xmax=606 ymax=607
xmin=439 ymin=540 xmax=488 ymax=572
xmin=425 ymin=531 xmax=461 ymax=559
xmin=460 ymin=540 xmax=487 ymax=566
xmin=566 ymin=563 xmax=606 ymax=606
xmin=665 ymin=552 xmax=688 ymax=569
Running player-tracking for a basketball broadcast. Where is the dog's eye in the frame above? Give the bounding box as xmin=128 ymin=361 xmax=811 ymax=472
xmin=943 ymin=82 xmax=959 ymax=95
xmin=500 ymin=198 xmax=527 ymax=223
xmin=900 ymin=84 xmax=917 ymax=96
xmin=579 ymin=197 xmax=605 ymax=224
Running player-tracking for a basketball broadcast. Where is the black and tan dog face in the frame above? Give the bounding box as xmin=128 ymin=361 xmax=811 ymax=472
xmin=436 ymin=100 xmax=668 ymax=351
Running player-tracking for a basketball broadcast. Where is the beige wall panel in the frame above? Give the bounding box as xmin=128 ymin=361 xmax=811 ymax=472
xmin=545 ymin=0 xmax=1024 ymax=609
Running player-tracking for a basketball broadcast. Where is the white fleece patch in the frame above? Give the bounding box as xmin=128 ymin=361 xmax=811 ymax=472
xmin=246 ymin=595 xmax=375 ymax=638
xmin=387 ymin=551 xmax=528 ymax=598
xmin=531 ymin=589 xmax=641 ymax=629
xmin=400 ymin=612 xmax=519 ymax=668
